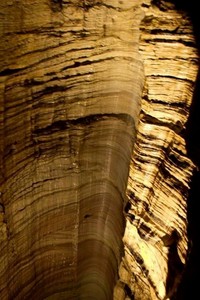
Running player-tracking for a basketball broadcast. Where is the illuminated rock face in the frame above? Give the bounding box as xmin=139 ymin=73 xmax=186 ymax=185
xmin=114 ymin=1 xmax=199 ymax=299
xmin=0 ymin=0 xmax=198 ymax=300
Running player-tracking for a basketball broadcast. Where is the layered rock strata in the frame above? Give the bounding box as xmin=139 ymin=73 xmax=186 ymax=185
xmin=0 ymin=1 xmax=144 ymax=299
xmin=0 ymin=0 xmax=199 ymax=299
xmin=114 ymin=1 xmax=199 ymax=299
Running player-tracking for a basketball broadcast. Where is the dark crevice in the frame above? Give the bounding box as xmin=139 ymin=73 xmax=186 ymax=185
xmin=80 ymin=1 xmax=122 ymax=12
xmin=146 ymin=97 xmax=190 ymax=108
xmin=124 ymin=284 xmax=135 ymax=299
xmin=81 ymin=0 xmax=99 ymax=11
xmin=0 ymin=68 xmax=24 ymax=77
xmin=147 ymin=74 xmax=195 ymax=84
xmin=32 ymin=113 xmax=134 ymax=136
xmin=148 ymin=28 xmax=180 ymax=35
xmin=61 ymin=56 xmax=119 ymax=72
xmin=34 ymin=84 xmax=69 ymax=96
xmin=23 ymin=78 xmax=43 ymax=87
xmin=50 ymin=0 xmax=63 ymax=12
xmin=61 ymin=59 xmax=95 ymax=71
xmin=0 ymin=202 xmax=5 ymax=214
xmin=166 ymin=241 xmax=185 ymax=298
xmin=84 ymin=214 xmax=92 ymax=219
xmin=142 ymin=37 xmax=196 ymax=47
xmin=141 ymin=3 xmax=150 ymax=8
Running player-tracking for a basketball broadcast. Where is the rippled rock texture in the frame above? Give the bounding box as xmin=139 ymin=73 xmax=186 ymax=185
xmin=115 ymin=1 xmax=199 ymax=299
xmin=0 ymin=0 xmax=199 ymax=299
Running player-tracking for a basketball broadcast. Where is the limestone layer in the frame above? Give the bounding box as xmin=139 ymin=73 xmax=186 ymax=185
xmin=115 ymin=1 xmax=199 ymax=299
xmin=0 ymin=1 xmax=144 ymax=299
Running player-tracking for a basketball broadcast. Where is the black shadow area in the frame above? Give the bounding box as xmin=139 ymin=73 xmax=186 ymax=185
xmin=168 ymin=0 xmax=200 ymax=299
xmin=173 ymin=67 xmax=200 ymax=300
xmin=150 ymin=1 xmax=200 ymax=298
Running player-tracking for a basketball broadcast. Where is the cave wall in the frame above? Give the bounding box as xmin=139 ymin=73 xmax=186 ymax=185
xmin=115 ymin=1 xmax=199 ymax=299
xmin=0 ymin=0 xmax=199 ymax=299
xmin=0 ymin=1 xmax=144 ymax=299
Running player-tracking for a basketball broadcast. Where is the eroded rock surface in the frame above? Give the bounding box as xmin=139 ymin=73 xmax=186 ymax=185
xmin=115 ymin=1 xmax=199 ymax=299
xmin=0 ymin=0 xmax=199 ymax=299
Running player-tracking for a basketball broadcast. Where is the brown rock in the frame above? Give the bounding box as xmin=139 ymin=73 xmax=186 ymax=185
xmin=0 ymin=0 xmax=199 ymax=299
xmin=115 ymin=1 xmax=198 ymax=299
xmin=0 ymin=0 xmax=144 ymax=299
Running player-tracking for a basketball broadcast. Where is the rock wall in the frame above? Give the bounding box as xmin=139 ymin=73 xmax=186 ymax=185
xmin=0 ymin=1 xmax=144 ymax=299
xmin=114 ymin=0 xmax=199 ymax=299
xmin=0 ymin=0 xmax=199 ymax=299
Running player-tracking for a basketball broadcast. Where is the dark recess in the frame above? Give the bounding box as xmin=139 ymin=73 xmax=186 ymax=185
xmin=161 ymin=0 xmax=200 ymax=299
xmin=50 ymin=0 xmax=63 ymax=12
xmin=174 ymin=67 xmax=200 ymax=298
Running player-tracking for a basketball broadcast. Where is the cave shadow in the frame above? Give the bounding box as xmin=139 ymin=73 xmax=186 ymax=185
xmin=163 ymin=0 xmax=200 ymax=299
xmin=171 ymin=75 xmax=200 ymax=300
xmin=173 ymin=71 xmax=200 ymax=297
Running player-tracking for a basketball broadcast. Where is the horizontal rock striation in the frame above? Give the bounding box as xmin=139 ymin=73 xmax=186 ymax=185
xmin=115 ymin=1 xmax=199 ymax=299
xmin=1 ymin=1 xmax=199 ymax=299
xmin=0 ymin=0 xmax=144 ymax=299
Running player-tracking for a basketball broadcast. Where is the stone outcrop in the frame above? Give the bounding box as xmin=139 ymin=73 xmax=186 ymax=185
xmin=0 ymin=0 xmax=199 ymax=299
xmin=114 ymin=1 xmax=199 ymax=299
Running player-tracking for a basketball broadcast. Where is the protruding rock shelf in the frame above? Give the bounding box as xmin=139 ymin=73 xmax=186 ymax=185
xmin=115 ymin=1 xmax=199 ymax=299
